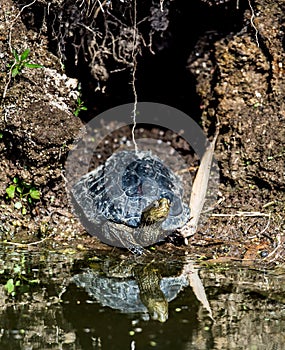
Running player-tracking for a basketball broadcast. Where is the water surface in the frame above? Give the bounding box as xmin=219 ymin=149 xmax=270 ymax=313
xmin=0 ymin=246 xmax=284 ymax=349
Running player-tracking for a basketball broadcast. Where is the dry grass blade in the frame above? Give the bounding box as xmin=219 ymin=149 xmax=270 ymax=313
xmin=180 ymin=131 xmax=218 ymax=238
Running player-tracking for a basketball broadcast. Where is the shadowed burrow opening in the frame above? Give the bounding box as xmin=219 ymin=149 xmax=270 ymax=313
xmin=29 ymin=0 xmax=247 ymax=123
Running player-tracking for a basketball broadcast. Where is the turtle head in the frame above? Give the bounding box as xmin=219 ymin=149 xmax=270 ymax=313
xmin=141 ymin=198 xmax=170 ymax=225
xmin=146 ymin=297 xmax=168 ymax=323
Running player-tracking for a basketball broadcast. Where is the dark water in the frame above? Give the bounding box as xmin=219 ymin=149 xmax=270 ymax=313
xmin=0 ymin=246 xmax=284 ymax=350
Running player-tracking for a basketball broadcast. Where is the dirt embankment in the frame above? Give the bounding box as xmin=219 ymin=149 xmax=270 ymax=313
xmin=0 ymin=0 xmax=83 ymax=240
xmin=187 ymin=0 xmax=285 ymax=264
xmin=0 ymin=0 xmax=284 ymax=265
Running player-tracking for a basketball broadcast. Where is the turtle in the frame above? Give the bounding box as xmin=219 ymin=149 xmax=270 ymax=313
xmin=72 ymin=258 xmax=189 ymax=322
xmin=71 ymin=150 xmax=190 ymax=253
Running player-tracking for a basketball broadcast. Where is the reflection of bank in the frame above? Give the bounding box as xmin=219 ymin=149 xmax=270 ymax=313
xmin=72 ymin=258 xmax=213 ymax=323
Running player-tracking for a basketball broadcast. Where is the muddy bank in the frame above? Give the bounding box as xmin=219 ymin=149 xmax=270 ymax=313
xmin=0 ymin=0 xmax=284 ymax=265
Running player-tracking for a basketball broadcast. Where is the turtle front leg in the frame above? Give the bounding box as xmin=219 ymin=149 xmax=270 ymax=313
xmin=102 ymin=223 xmax=145 ymax=255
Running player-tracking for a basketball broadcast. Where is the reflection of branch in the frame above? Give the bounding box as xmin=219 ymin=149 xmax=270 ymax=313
xmin=183 ymin=262 xmax=214 ymax=321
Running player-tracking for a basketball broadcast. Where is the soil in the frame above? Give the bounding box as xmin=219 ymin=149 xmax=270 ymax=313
xmin=0 ymin=0 xmax=284 ymax=267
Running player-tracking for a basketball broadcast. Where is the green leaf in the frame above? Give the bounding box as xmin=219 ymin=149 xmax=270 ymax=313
xmin=13 ymin=177 xmax=19 ymax=184
xmin=22 ymin=181 xmax=30 ymax=189
xmin=15 ymin=280 xmax=21 ymax=287
xmin=12 ymin=49 xmax=19 ymax=62
xmin=25 ymin=63 xmax=43 ymax=69
xmin=20 ymin=49 xmax=30 ymax=61
xmin=29 ymin=189 xmax=40 ymax=200
xmin=5 ymin=278 xmax=15 ymax=295
xmin=13 ymin=265 xmax=21 ymax=274
xmin=6 ymin=184 xmax=16 ymax=199
xmin=16 ymin=186 xmax=23 ymax=194
xmin=14 ymin=201 xmax=22 ymax=209
xmin=29 ymin=279 xmax=40 ymax=284
xmin=81 ymin=106 xmax=88 ymax=111
xmin=22 ymin=207 xmax=27 ymax=215
xmin=11 ymin=67 xmax=19 ymax=78
xmin=0 ymin=132 xmax=3 ymax=139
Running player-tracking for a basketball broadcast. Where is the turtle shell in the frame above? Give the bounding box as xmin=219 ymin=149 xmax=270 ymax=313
xmin=71 ymin=150 xmax=190 ymax=231
xmin=72 ymin=268 xmax=188 ymax=319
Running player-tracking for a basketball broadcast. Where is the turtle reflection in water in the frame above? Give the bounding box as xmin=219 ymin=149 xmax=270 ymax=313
xmin=73 ymin=259 xmax=188 ymax=322
xmin=71 ymin=150 xmax=190 ymax=253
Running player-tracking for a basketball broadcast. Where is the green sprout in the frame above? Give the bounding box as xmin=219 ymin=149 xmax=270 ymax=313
xmin=8 ymin=48 xmax=43 ymax=78
xmin=6 ymin=177 xmax=40 ymax=214
xmin=74 ymin=96 xmax=88 ymax=117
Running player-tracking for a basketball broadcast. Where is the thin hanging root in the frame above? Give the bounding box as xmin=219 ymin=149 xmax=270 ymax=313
xmin=131 ymin=58 xmax=138 ymax=153
xmin=2 ymin=0 xmax=37 ymax=100
xmin=131 ymin=0 xmax=138 ymax=153
xmin=248 ymin=0 xmax=259 ymax=47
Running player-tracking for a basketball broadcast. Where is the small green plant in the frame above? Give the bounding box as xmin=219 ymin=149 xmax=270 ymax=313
xmin=74 ymin=96 xmax=88 ymax=117
xmin=8 ymin=48 xmax=43 ymax=78
xmin=6 ymin=177 xmax=40 ymax=214
xmin=3 ymin=255 xmax=40 ymax=297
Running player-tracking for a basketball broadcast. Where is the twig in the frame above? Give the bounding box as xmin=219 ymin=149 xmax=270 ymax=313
xmin=263 ymin=233 xmax=283 ymax=263
xmin=258 ymin=213 xmax=271 ymax=236
xmin=211 ymin=211 xmax=270 ymax=217
xmin=262 ymin=201 xmax=276 ymax=208
xmin=1 ymin=233 xmax=56 ymax=248
xmin=2 ymin=63 xmax=15 ymax=100
xmin=95 ymin=0 xmax=107 ymax=18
